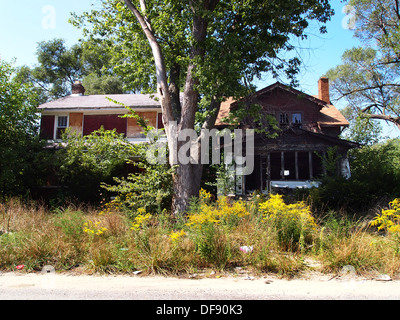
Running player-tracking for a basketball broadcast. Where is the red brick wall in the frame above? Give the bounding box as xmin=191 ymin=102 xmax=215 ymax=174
xmin=256 ymin=88 xmax=321 ymax=130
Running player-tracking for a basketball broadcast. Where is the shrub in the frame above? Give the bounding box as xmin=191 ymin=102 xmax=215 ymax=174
xmin=101 ymin=160 xmax=175 ymax=217
xmin=57 ymin=127 xmax=136 ymax=203
xmin=304 ymin=139 xmax=400 ymax=214
xmin=370 ymin=198 xmax=400 ymax=253
xmin=181 ymin=190 xmax=251 ymax=269
xmin=259 ymin=194 xmax=317 ymax=251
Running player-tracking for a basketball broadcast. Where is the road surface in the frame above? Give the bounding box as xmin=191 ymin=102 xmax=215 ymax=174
xmin=0 ymin=271 xmax=399 ymax=300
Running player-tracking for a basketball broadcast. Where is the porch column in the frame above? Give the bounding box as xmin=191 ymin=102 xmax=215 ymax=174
xmin=267 ymin=153 xmax=271 ymax=193
xmin=295 ymin=151 xmax=299 ymax=180
xmin=281 ymin=152 xmax=285 ymax=180
xmin=309 ymin=151 xmax=313 ymax=180
xmin=259 ymin=156 xmax=263 ymax=190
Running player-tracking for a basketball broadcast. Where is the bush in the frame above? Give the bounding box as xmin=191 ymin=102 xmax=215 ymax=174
xmin=303 ymin=139 xmax=400 ymax=214
xmin=259 ymin=194 xmax=317 ymax=251
xmin=101 ymin=161 xmax=175 ymax=218
xmin=57 ymin=127 xmax=136 ymax=203
xmin=370 ymin=198 xmax=400 ymax=253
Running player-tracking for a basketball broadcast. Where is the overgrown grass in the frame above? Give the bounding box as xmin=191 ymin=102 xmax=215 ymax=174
xmin=1 ymin=194 xmax=400 ymax=279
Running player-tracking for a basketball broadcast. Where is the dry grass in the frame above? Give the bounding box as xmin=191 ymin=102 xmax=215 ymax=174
xmin=0 ymin=198 xmax=400 ymax=278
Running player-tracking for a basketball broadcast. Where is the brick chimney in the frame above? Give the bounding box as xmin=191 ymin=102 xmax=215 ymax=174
xmin=318 ymin=77 xmax=330 ymax=104
xmin=72 ymin=80 xmax=85 ymax=96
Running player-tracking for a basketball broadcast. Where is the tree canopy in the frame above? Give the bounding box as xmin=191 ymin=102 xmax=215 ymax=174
xmin=0 ymin=59 xmax=48 ymax=197
xmin=15 ymin=38 xmax=125 ymax=103
xmin=71 ymin=0 xmax=334 ymax=213
xmin=327 ymin=0 xmax=400 ymax=134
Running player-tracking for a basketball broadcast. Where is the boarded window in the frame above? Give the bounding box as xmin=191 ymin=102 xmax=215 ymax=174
xmin=157 ymin=113 xmax=164 ymax=129
xmin=40 ymin=115 xmax=55 ymax=140
xmin=83 ymin=115 xmax=127 ymax=136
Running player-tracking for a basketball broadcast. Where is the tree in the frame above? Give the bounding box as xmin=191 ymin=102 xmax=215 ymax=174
xmin=72 ymin=0 xmax=333 ymax=213
xmin=0 ymin=59 xmax=48 ymax=198
xmin=327 ymin=0 xmax=400 ymax=132
xmin=340 ymin=105 xmax=383 ymax=145
xmin=16 ymin=39 xmax=124 ymax=102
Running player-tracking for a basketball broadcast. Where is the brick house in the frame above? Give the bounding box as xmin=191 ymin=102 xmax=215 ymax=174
xmin=38 ymin=78 xmax=357 ymax=195
xmin=215 ymin=77 xmax=358 ymax=195
xmin=38 ymin=81 xmax=164 ymax=143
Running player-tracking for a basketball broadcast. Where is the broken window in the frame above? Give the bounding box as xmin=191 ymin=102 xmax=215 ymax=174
xmin=292 ymin=113 xmax=302 ymax=127
xmin=279 ymin=113 xmax=289 ymax=125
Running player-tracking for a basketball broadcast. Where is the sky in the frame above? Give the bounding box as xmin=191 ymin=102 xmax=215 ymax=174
xmin=0 ymin=0 xmax=399 ymax=138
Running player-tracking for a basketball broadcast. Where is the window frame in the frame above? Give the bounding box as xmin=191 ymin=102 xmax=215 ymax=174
xmin=291 ymin=112 xmax=303 ymax=127
xmin=54 ymin=115 xmax=69 ymax=140
xmin=279 ymin=113 xmax=289 ymax=125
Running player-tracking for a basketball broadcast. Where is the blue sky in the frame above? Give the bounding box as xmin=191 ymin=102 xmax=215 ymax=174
xmin=0 ymin=0 xmax=354 ymax=91
xmin=0 ymin=0 xmax=399 ymax=137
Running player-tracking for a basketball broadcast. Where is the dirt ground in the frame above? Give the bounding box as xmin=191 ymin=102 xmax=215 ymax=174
xmin=0 ymin=270 xmax=399 ymax=300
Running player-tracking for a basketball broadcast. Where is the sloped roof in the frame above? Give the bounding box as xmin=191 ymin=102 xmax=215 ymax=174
xmin=38 ymin=94 xmax=162 ymax=111
xmin=254 ymin=126 xmax=359 ymax=149
xmin=232 ymin=82 xmax=329 ymax=109
xmin=293 ymin=127 xmax=359 ymax=149
xmin=215 ymin=81 xmax=349 ymax=127
xmin=318 ymin=104 xmax=349 ymax=127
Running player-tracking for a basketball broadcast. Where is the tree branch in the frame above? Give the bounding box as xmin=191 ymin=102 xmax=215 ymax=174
xmin=123 ymin=0 xmax=174 ymax=125
xmin=363 ymin=113 xmax=400 ymax=129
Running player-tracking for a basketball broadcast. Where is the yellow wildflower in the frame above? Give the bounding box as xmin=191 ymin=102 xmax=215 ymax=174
xmin=131 ymin=209 xmax=152 ymax=231
xmin=83 ymin=220 xmax=108 ymax=236
xmin=170 ymin=230 xmax=186 ymax=242
xmin=370 ymin=198 xmax=400 ymax=235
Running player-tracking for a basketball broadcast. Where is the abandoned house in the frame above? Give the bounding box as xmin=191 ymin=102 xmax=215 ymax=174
xmin=38 ymin=81 xmax=165 ymax=143
xmin=215 ymin=77 xmax=359 ymax=195
xmin=38 ymin=78 xmax=357 ymax=195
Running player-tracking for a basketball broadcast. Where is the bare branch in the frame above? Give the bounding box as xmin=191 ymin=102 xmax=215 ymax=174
xmin=123 ymin=0 xmax=174 ymax=123
xmin=364 ymin=113 xmax=400 ymax=129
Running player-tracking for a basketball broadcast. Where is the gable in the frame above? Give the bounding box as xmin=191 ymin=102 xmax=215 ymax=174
xmin=232 ymin=82 xmax=327 ymax=110
xmin=252 ymin=86 xmax=322 ymax=122
xmin=215 ymin=81 xmax=349 ymax=132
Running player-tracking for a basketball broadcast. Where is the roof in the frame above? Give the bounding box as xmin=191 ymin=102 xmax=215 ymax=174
xmin=253 ymin=126 xmax=359 ymax=150
xmin=38 ymin=94 xmax=162 ymax=111
xmin=232 ymin=82 xmax=329 ymax=109
xmin=215 ymin=81 xmax=349 ymax=128
xmin=294 ymin=127 xmax=359 ymax=149
xmin=318 ymin=104 xmax=349 ymax=127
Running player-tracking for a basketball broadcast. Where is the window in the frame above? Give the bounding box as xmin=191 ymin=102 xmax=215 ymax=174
xmin=55 ymin=116 xmax=68 ymax=139
xmin=292 ymin=113 xmax=302 ymax=127
xmin=279 ymin=113 xmax=289 ymax=125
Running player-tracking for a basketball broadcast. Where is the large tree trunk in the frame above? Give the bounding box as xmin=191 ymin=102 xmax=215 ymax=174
xmin=172 ymin=162 xmax=203 ymax=214
xmin=124 ymin=0 xmax=219 ymax=214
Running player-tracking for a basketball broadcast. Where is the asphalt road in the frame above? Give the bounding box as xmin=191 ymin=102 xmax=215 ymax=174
xmin=0 ymin=272 xmax=399 ymax=300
